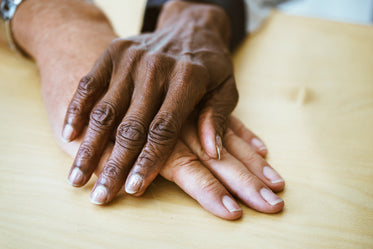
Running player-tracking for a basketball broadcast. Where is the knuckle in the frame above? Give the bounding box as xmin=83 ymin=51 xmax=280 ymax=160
xmin=173 ymin=152 xmax=199 ymax=169
xmin=77 ymin=142 xmax=94 ymax=161
xmin=66 ymin=99 xmax=82 ymax=117
xmin=213 ymin=112 xmax=228 ymax=133
xmin=141 ymin=53 xmax=174 ymax=85
xmin=170 ymin=157 xmax=199 ymax=182
xmin=172 ymin=61 xmax=209 ymax=97
xmin=109 ymin=38 xmax=132 ymax=50
xmin=146 ymin=53 xmax=173 ymax=66
xmin=146 ymin=53 xmax=162 ymax=64
xmin=78 ymin=75 xmax=96 ymax=95
xmin=109 ymin=38 xmax=138 ymax=60
xmin=115 ymin=118 xmax=147 ymax=151
xmin=137 ymin=138 xmax=175 ymax=167
xmin=90 ymin=102 xmax=116 ymax=130
xmin=237 ymin=169 xmax=259 ymax=186
xmin=213 ymin=76 xmax=239 ymax=109
xmin=109 ymin=37 xmax=124 ymax=47
xmin=101 ymin=160 xmax=123 ymax=180
xmin=198 ymin=175 xmax=221 ymax=194
xmin=149 ymin=113 xmax=179 ymax=146
xmin=126 ymin=44 xmax=146 ymax=59
xmin=190 ymin=62 xmax=208 ymax=76
xmin=243 ymin=150 xmax=262 ymax=166
xmin=175 ymin=153 xmax=199 ymax=169
xmin=176 ymin=60 xmax=209 ymax=81
xmin=226 ymin=78 xmax=239 ymax=104
xmin=135 ymin=138 xmax=182 ymax=174
xmin=136 ymin=147 xmax=159 ymax=170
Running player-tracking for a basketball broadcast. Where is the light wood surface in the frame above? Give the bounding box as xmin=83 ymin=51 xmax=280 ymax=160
xmin=1 ymin=1 xmax=372 ymax=248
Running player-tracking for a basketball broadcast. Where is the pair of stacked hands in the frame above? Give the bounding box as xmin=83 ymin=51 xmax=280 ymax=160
xmin=11 ymin=0 xmax=284 ymax=220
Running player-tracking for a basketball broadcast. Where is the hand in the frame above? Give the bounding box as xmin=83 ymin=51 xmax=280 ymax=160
xmin=11 ymin=0 xmax=285 ymax=219
xmin=160 ymin=115 xmax=285 ymax=220
xmin=62 ymin=1 xmax=240 ymax=204
xmin=70 ymin=115 xmax=285 ymax=220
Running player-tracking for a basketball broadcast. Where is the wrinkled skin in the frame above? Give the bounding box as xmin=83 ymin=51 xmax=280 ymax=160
xmin=11 ymin=0 xmax=285 ymax=220
xmin=62 ymin=1 xmax=240 ymax=203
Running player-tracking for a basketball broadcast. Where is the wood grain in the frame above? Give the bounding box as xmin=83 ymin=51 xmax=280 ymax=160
xmin=0 ymin=1 xmax=372 ymax=248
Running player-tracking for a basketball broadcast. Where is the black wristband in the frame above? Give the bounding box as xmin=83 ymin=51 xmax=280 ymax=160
xmin=141 ymin=0 xmax=247 ymax=51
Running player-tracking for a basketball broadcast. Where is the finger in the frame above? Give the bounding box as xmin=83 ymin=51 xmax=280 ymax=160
xmin=210 ymin=153 xmax=284 ymax=213
xmin=67 ymin=74 xmax=133 ymax=187
xmin=89 ymin=117 xmax=147 ymax=205
xmin=125 ymin=61 xmax=208 ymax=196
xmin=198 ymin=75 xmax=239 ymax=160
xmin=91 ymin=141 xmax=242 ymax=220
xmin=160 ymin=141 xmax=242 ymax=220
xmin=62 ymin=50 xmax=112 ymax=142
xmin=89 ymin=57 xmax=170 ymax=204
xmin=182 ymin=122 xmax=284 ymax=213
xmin=229 ymin=115 xmax=268 ymax=157
xmin=224 ymin=128 xmax=285 ymax=193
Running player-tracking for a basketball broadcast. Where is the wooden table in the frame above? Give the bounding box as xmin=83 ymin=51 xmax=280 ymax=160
xmin=1 ymin=1 xmax=372 ymax=248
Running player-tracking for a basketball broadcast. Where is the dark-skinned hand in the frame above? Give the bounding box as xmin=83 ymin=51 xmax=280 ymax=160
xmin=62 ymin=1 xmax=240 ymax=204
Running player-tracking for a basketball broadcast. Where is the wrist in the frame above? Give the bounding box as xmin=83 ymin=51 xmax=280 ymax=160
xmin=156 ymin=1 xmax=231 ymax=48
xmin=11 ymin=0 xmax=117 ymax=61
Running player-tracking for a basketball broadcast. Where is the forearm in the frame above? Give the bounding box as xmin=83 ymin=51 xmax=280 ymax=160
xmin=8 ymin=0 xmax=117 ymax=153
xmin=11 ymin=0 xmax=116 ymax=60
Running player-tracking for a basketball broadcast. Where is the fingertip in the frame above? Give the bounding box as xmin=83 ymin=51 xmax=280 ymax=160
xmin=257 ymin=148 xmax=268 ymax=158
xmin=124 ymin=157 xmax=164 ymax=196
xmin=262 ymin=166 xmax=285 ymax=192
xmin=125 ymin=173 xmax=144 ymax=195
xmin=221 ymin=210 xmax=243 ymax=220
xmin=229 ymin=117 xmax=269 ymax=157
xmin=62 ymin=124 xmax=76 ymax=142
xmin=124 ymin=167 xmax=155 ymax=197
xmin=236 ymin=185 xmax=284 ymax=214
xmin=198 ymin=194 xmax=243 ymax=220
xmin=259 ymin=188 xmax=285 ymax=213
xmin=264 ymin=199 xmax=285 ymax=214
xmin=251 ymin=138 xmax=268 ymax=157
xmin=269 ymin=180 xmax=286 ymax=193
xmin=221 ymin=195 xmax=243 ymax=219
xmin=67 ymin=167 xmax=86 ymax=187
xmin=90 ymin=185 xmax=108 ymax=205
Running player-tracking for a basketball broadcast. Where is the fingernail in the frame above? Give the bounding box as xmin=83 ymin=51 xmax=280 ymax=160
xmin=216 ymin=134 xmax=223 ymax=160
xmin=68 ymin=167 xmax=84 ymax=186
xmin=260 ymin=188 xmax=283 ymax=206
xmin=62 ymin=124 xmax=75 ymax=142
xmin=263 ymin=166 xmax=284 ymax=184
xmin=251 ymin=138 xmax=267 ymax=152
xmin=222 ymin=195 xmax=241 ymax=212
xmin=90 ymin=185 xmax=108 ymax=205
xmin=125 ymin=174 xmax=143 ymax=194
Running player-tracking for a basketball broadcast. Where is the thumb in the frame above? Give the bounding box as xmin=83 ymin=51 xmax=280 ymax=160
xmin=198 ymin=75 xmax=239 ymax=160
